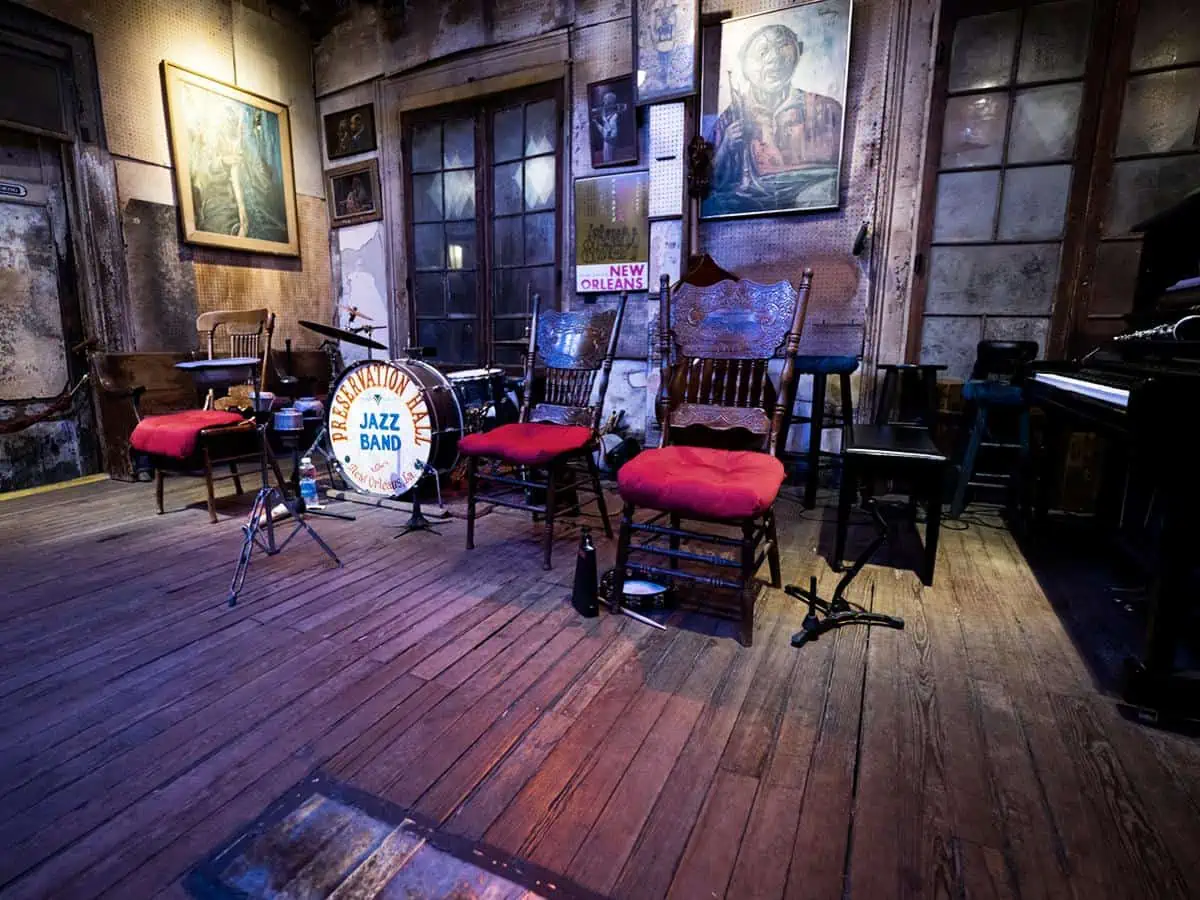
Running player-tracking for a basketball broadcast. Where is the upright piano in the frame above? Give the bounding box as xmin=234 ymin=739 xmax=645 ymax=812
xmin=1025 ymin=189 xmax=1200 ymax=719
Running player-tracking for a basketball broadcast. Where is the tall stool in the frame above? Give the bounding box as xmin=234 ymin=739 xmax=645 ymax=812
xmin=875 ymin=363 xmax=946 ymax=427
xmin=950 ymin=340 xmax=1037 ymax=518
xmin=793 ymin=355 xmax=859 ymax=508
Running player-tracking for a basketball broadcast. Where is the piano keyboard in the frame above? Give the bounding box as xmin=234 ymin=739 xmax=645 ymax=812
xmin=1031 ymin=372 xmax=1131 ymax=409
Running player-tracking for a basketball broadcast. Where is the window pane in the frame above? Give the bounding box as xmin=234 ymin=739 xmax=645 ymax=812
xmin=1017 ymin=0 xmax=1091 ymax=84
xmin=1009 ymin=84 xmax=1082 ymax=163
xmin=443 ymin=169 xmax=475 ymax=220
xmin=411 ymin=173 xmax=443 ymax=222
xmin=418 ymin=319 xmax=476 ymax=366
xmin=527 ymin=265 xmax=555 ymax=308
xmin=524 ymin=212 xmax=555 ymax=265
xmin=1116 ymin=69 xmax=1200 ymax=157
xmin=948 ymin=11 xmax=1019 ymax=92
xmin=524 ymin=155 xmax=556 ymax=210
xmin=447 ymin=271 xmax=476 ymax=315
xmin=443 ymin=118 xmax=474 ymax=168
xmin=1130 ymin=0 xmax=1200 ymax=70
xmin=494 ymin=269 xmax=528 ymax=316
xmin=493 ymin=317 xmax=527 ymax=342
xmin=494 ymin=344 xmax=524 ymax=367
xmin=494 ymin=216 xmax=523 ymax=267
xmin=445 ymin=220 xmax=477 ymax=270
xmin=494 ymin=107 xmax=524 ymax=162
xmin=941 ymin=94 xmax=1008 ymax=169
xmin=1090 ymin=242 xmax=1141 ymax=316
xmin=525 ymin=99 xmax=557 ymax=156
xmin=1105 ymin=156 xmax=1200 ymax=235
xmin=494 ymin=161 xmax=523 ymax=215
xmin=414 ymin=273 xmax=444 ymax=317
xmin=997 ymin=165 xmax=1071 ymax=240
xmin=933 ymin=171 xmax=1000 ymax=242
xmin=413 ymin=223 xmax=444 ymax=270
xmin=926 ymin=244 xmax=1060 ymax=316
xmin=411 ymin=124 xmax=441 ymax=173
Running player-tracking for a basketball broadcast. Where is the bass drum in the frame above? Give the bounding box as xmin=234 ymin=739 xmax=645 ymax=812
xmin=326 ymin=359 xmax=463 ymax=496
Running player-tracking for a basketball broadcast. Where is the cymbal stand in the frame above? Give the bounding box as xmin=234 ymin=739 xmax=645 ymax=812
xmin=227 ymin=420 xmax=342 ymax=607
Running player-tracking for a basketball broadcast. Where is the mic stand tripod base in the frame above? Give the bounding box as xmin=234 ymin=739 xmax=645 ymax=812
xmin=394 ymin=487 xmax=441 ymax=538
xmin=785 ymin=499 xmax=905 ymax=647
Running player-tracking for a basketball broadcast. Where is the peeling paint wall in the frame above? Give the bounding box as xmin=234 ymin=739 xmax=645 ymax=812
xmin=16 ymin=0 xmax=334 ymax=353
xmin=315 ymin=0 xmax=938 ymax=439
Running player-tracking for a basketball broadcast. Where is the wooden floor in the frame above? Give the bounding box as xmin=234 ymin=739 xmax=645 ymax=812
xmin=1 ymin=475 xmax=1199 ymax=900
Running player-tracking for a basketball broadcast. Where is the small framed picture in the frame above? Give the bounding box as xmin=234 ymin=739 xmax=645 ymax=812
xmin=324 ymin=103 xmax=377 ymax=160
xmin=633 ymin=0 xmax=699 ymax=105
xmin=327 ymin=159 xmax=382 ymax=228
xmin=587 ymin=76 xmax=638 ymax=168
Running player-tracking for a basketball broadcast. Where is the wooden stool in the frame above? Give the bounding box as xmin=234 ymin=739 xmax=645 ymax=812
xmin=792 ymin=355 xmax=859 ymax=508
xmin=874 ymin=363 xmax=946 ymax=427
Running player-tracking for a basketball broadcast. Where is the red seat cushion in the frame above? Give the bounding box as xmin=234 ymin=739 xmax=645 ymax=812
xmin=130 ymin=409 xmax=248 ymax=459
xmin=459 ymin=423 xmax=592 ymax=466
xmin=617 ymin=446 xmax=785 ymax=519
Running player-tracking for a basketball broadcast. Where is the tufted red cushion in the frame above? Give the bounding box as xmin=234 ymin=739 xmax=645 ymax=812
xmin=618 ymin=445 xmax=785 ymax=520
xmin=130 ymin=409 xmax=248 ymax=460
xmin=459 ymin=423 xmax=592 ymax=465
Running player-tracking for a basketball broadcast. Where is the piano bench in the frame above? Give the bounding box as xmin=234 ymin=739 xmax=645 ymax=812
xmin=837 ymin=424 xmax=949 ymax=587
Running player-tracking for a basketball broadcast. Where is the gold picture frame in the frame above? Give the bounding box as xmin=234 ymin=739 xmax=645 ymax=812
xmin=327 ymin=159 xmax=383 ymax=228
xmin=162 ymin=62 xmax=300 ymax=256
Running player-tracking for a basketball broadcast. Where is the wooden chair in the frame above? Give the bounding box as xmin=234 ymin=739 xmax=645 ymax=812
xmin=129 ymin=310 xmax=284 ymax=522
xmin=612 ymin=272 xmax=812 ymax=645
xmin=460 ymin=292 xmax=628 ymax=569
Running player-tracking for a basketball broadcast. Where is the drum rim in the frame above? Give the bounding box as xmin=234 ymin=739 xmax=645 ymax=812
xmin=325 ymin=358 xmax=464 ymax=496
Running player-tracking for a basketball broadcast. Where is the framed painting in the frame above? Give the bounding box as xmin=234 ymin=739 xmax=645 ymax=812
xmin=575 ymin=171 xmax=649 ymax=293
xmin=162 ymin=62 xmax=299 ymax=256
xmin=699 ymin=0 xmax=853 ymax=219
xmin=587 ymin=76 xmax=638 ymax=168
xmin=327 ymin=159 xmax=383 ymax=228
xmin=633 ymin=0 xmax=699 ymax=105
xmin=324 ymin=103 xmax=377 ymax=160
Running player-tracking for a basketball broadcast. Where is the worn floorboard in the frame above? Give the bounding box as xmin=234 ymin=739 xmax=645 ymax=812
xmin=0 ymin=481 xmax=1196 ymax=899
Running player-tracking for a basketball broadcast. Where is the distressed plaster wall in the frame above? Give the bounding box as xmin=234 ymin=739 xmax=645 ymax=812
xmin=16 ymin=0 xmax=333 ymax=352
xmin=314 ymin=0 xmax=939 ymax=439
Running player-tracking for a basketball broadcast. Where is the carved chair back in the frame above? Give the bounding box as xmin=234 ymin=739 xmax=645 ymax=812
xmin=196 ymin=309 xmax=275 ymax=405
xmin=520 ymin=292 xmax=628 ymax=432
xmin=658 ymin=271 xmax=812 ymax=457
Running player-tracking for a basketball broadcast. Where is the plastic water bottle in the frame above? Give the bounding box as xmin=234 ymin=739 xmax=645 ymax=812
xmin=298 ymin=457 xmax=319 ymax=508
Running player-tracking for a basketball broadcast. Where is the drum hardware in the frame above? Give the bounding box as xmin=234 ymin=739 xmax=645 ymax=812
xmin=597 ymin=568 xmax=667 ymax=630
xmin=394 ymin=461 xmax=443 ymax=538
xmin=299 ymin=319 xmax=388 ymax=361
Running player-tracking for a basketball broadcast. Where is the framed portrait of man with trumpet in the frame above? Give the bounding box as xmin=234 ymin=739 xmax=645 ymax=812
xmin=699 ymin=0 xmax=852 ymax=220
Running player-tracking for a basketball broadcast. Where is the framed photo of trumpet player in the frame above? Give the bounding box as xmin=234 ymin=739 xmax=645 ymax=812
xmin=587 ymin=76 xmax=638 ymax=168
xmin=699 ymin=0 xmax=853 ymax=219
xmin=633 ymin=0 xmax=699 ymax=105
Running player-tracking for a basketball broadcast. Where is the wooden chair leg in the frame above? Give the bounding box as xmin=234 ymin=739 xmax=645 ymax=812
xmin=229 ymin=462 xmax=243 ymax=495
xmin=835 ymin=456 xmax=856 ymax=569
xmin=586 ymin=451 xmax=613 ymax=539
xmin=542 ymin=463 xmax=558 ymax=570
xmin=466 ymin=456 xmax=478 ymax=550
xmin=669 ymin=513 xmax=680 ymax=570
xmin=202 ymin=449 xmax=218 ymax=523
xmin=613 ymin=503 xmax=635 ymax=615
xmin=839 ymin=372 xmax=854 ymax=426
xmin=805 ymin=373 xmax=827 ymax=508
xmin=739 ymin=519 xmax=756 ymax=647
xmin=923 ymin=465 xmax=944 ymax=587
xmin=155 ymin=469 xmax=165 ymax=515
xmin=951 ymin=405 xmax=987 ymax=518
xmin=765 ymin=508 xmax=782 ymax=588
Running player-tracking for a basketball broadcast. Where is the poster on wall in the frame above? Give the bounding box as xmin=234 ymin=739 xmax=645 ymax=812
xmin=575 ymin=172 xmax=649 ymax=293
xmin=633 ymin=0 xmax=699 ymax=105
xmin=699 ymin=0 xmax=852 ymax=219
xmin=648 ymin=218 xmax=682 ymax=293
xmin=327 ymin=159 xmax=383 ymax=228
xmin=587 ymin=76 xmax=638 ymax=168
xmin=161 ymin=62 xmax=299 ymax=256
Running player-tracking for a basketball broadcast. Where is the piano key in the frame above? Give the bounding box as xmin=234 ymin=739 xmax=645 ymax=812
xmin=1030 ymin=372 xmax=1131 ymax=408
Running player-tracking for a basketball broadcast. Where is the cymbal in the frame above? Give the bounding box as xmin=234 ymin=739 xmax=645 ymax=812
xmin=299 ymin=319 xmax=387 ymax=351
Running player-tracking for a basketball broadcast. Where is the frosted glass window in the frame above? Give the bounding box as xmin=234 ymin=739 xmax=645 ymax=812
xmin=493 ymin=162 xmax=522 ymax=216
xmin=1008 ymin=84 xmax=1082 ymax=163
xmin=926 ymin=244 xmax=1060 ymax=316
xmin=1130 ymin=0 xmax=1200 ymax=70
xmin=1017 ymin=1 xmax=1091 ymax=83
xmin=948 ymin=11 xmax=1019 ymax=92
xmin=998 ymin=165 xmax=1072 ymax=240
xmin=493 ymin=107 xmax=523 ymax=162
xmin=1116 ymin=69 xmax=1200 ymax=157
xmin=443 ymin=119 xmax=474 ymax=168
xmin=411 ymin=124 xmax=441 ymax=173
xmin=1105 ymin=156 xmax=1200 ymax=235
xmin=525 ymin=100 xmax=557 ymax=156
xmin=941 ymin=94 xmax=1008 ymax=169
xmin=933 ymin=171 xmax=1001 ymax=242
xmin=410 ymin=173 xmax=443 ymax=223
xmin=1089 ymin=243 xmax=1142 ymax=316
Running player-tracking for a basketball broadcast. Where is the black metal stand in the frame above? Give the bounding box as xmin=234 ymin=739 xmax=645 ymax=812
xmin=785 ymin=500 xmax=905 ymax=647
xmin=286 ymin=426 xmax=355 ymax=522
xmin=394 ymin=464 xmax=442 ymax=538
